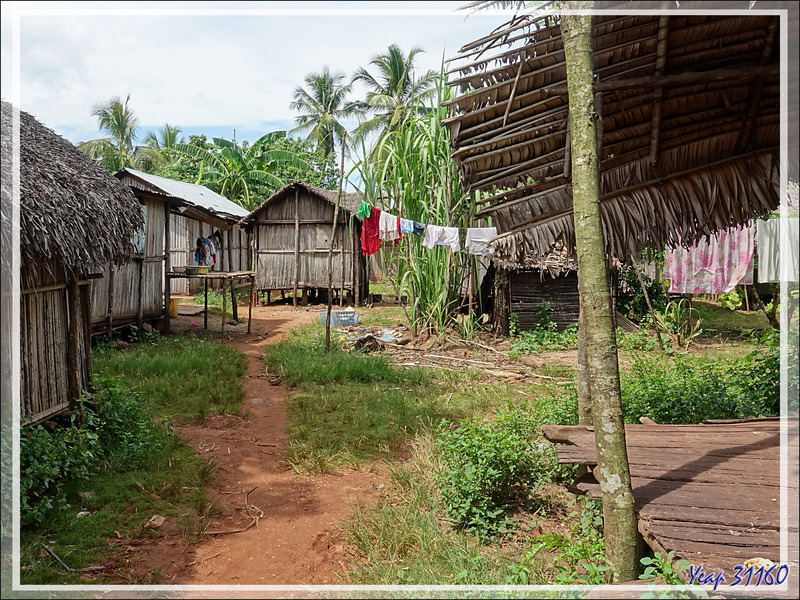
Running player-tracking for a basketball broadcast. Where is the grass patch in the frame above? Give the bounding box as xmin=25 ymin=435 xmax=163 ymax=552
xmin=94 ymin=333 xmax=247 ymax=422
xmin=266 ymin=327 xmax=516 ymax=471
xmin=693 ymin=299 xmax=771 ymax=335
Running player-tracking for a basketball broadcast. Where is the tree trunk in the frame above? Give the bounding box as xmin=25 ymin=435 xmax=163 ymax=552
xmin=562 ymin=4 xmax=638 ymax=582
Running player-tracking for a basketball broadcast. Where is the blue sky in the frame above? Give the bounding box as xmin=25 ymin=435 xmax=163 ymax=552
xmin=2 ymin=2 xmax=512 ymax=149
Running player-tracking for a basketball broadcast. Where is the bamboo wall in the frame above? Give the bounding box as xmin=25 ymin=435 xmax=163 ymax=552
xmin=91 ymin=198 xmax=164 ymax=327
xmin=252 ymin=191 xmax=363 ymax=293
xmin=508 ymin=269 xmax=580 ymax=331
xmin=20 ymin=263 xmax=90 ymax=423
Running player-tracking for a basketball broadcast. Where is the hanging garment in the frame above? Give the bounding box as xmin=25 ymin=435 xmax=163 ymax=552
xmin=465 ymin=227 xmax=498 ymax=256
xmin=412 ymin=221 xmax=427 ymax=237
xmin=757 ymin=217 xmax=800 ymax=283
xmin=357 ymin=200 xmax=372 ymax=220
xmin=400 ymin=218 xmax=415 ymax=234
xmin=422 ymin=225 xmax=461 ymax=252
xmin=360 ymin=207 xmax=382 ymax=256
xmin=663 ymin=223 xmax=755 ymax=294
xmin=379 ymin=210 xmax=401 ymax=242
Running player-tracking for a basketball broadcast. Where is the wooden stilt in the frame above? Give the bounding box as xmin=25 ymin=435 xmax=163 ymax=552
xmin=248 ymin=275 xmax=254 ymax=334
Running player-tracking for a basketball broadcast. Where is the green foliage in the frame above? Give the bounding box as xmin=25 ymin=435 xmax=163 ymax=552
xmin=617 ymin=327 xmax=660 ymax=352
xmin=353 ymin=72 xmax=481 ymax=337
xmin=620 ymin=347 xmax=780 ymax=424
xmin=94 ymin=334 xmax=247 ymax=422
xmin=435 ymin=411 xmax=561 ymax=538
xmin=616 ymin=263 xmax=667 ymax=321
xmin=510 ymin=322 xmax=579 ymax=356
xmin=718 ymin=289 xmax=743 ymax=311
xmin=522 ymin=499 xmax=608 ymax=584
xmin=639 ymin=550 xmax=691 ymax=585
xmin=20 ymin=381 xmax=168 ymax=526
xmin=653 ymin=299 xmax=703 ymax=349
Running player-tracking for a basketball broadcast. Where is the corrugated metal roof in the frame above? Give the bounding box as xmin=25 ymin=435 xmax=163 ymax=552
xmin=119 ymin=168 xmax=249 ymax=221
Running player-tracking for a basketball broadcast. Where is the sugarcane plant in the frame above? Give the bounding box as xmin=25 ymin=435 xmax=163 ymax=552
xmin=352 ymin=73 xmax=482 ymax=339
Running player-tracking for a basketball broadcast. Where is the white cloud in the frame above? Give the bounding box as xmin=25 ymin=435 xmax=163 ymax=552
xmin=2 ymin=1 xmax=510 ymax=143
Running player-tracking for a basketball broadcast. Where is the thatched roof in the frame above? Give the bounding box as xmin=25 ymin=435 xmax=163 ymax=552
xmin=1 ymin=101 xmax=142 ymax=279
xmin=116 ymin=167 xmax=248 ymax=229
xmin=445 ymin=11 xmax=782 ymax=265
xmin=239 ymin=181 xmax=363 ymax=229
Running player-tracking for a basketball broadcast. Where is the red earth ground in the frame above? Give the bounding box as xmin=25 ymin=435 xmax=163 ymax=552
xmin=115 ymin=301 xmax=386 ymax=588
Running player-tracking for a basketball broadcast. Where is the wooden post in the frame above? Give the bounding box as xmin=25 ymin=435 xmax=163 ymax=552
xmin=136 ymin=258 xmax=144 ymax=332
xmin=164 ymin=202 xmax=171 ymax=335
xmin=743 ymin=285 xmax=750 ymax=312
xmin=467 ymin=256 xmax=474 ymax=319
xmin=353 ymin=223 xmax=361 ymax=308
xmin=293 ymin=187 xmax=300 ymax=308
xmin=106 ymin=265 xmax=115 ymax=340
xmin=66 ymin=278 xmax=82 ymax=407
xmin=326 ymin=134 xmax=347 ymax=352
xmin=204 ymin=277 xmax=208 ymax=329
xmin=302 ymin=288 xmax=308 ymax=307
xmin=78 ymin=281 xmax=93 ymax=391
xmin=228 ymin=229 xmax=237 ymax=321
xmin=221 ymin=278 xmax=227 ymax=340
xmin=339 ymin=226 xmax=346 ymax=307
xmin=248 ymin=274 xmax=255 ymax=334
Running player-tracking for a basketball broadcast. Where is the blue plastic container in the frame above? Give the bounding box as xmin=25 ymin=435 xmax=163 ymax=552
xmin=320 ymin=309 xmax=359 ymax=327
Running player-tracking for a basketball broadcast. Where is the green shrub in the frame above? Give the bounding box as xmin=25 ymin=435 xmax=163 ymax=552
xmin=617 ymin=327 xmax=660 ymax=352
xmin=718 ymin=290 xmax=743 ymax=311
xmin=435 ymin=411 xmax=561 ymax=538
xmin=21 ymin=382 xmax=167 ymax=526
xmin=621 ymin=348 xmax=780 ymax=424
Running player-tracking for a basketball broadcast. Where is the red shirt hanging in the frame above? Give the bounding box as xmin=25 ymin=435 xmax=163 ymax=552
xmin=360 ymin=206 xmax=382 ymax=256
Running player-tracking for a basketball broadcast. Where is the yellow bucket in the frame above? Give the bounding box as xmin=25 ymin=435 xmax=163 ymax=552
xmin=169 ymin=298 xmax=179 ymax=318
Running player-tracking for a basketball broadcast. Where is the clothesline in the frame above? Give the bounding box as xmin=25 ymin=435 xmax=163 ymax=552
xmin=356 ymin=201 xmax=496 ymax=257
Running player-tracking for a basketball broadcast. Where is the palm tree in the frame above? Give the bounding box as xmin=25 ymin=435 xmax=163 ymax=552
xmin=174 ymin=131 xmax=313 ymax=211
xmin=289 ymin=67 xmax=359 ymax=158
xmin=351 ymin=44 xmax=438 ymax=144
xmin=77 ymin=94 xmax=161 ymax=172
xmin=144 ymin=123 xmax=185 ymax=151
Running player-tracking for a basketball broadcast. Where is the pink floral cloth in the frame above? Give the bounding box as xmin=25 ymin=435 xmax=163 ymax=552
xmin=663 ymin=224 xmax=755 ymax=294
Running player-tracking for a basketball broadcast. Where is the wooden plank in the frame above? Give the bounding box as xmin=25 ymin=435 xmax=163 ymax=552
xmin=293 ymin=188 xmax=300 ymax=307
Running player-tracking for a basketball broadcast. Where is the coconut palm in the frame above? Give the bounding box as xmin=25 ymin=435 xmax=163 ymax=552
xmin=144 ymin=123 xmax=185 ymax=151
xmin=174 ymin=131 xmax=313 ymax=211
xmin=351 ymin=44 xmax=438 ymax=144
xmin=290 ymin=67 xmax=359 ymax=158
xmin=77 ymin=94 xmax=161 ymax=172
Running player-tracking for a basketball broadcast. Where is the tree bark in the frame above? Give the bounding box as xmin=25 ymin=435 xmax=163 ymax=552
xmin=562 ymin=4 xmax=638 ymax=582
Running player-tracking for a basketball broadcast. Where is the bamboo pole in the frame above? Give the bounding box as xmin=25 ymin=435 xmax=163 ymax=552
xmin=221 ymin=278 xmax=227 ymax=341
xmin=293 ymin=188 xmax=300 ymax=308
xmin=339 ymin=227 xmax=345 ymax=308
xmin=326 ymin=134 xmax=347 ymax=353
xmin=204 ymin=277 xmax=208 ymax=330
xmin=353 ymin=222 xmax=361 ymax=308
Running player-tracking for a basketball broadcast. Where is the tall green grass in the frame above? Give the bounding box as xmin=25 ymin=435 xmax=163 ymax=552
xmin=94 ymin=334 xmax=247 ymax=422
xmin=353 ymin=72 xmax=483 ymax=337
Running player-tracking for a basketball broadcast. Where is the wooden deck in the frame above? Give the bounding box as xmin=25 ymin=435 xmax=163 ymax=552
xmin=542 ymin=417 xmax=799 ymax=590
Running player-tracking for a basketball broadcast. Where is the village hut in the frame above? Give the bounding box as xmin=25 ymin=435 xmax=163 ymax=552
xmin=90 ymin=168 xmax=249 ymax=334
xmin=239 ymin=182 xmax=367 ymax=305
xmin=1 ymin=101 xmax=142 ymax=423
xmin=444 ymin=10 xmax=781 ymax=263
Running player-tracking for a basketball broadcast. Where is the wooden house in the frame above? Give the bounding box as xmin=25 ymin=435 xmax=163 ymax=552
xmin=2 ymin=101 xmax=142 ymax=423
xmin=90 ymin=168 xmax=249 ymax=333
xmin=492 ymin=244 xmax=580 ymax=335
xmin=239 ymin=182 xmax=367 ymax=304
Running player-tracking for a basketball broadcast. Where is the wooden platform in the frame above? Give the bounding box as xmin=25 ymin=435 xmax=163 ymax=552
xmin=542 ymin=417 xmax=799 ymax=589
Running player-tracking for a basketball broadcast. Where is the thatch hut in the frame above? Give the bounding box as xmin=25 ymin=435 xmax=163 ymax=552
xmin=1 ymin=101 xmax=142 ymax=423
xmin=90 ymin=168 xmax=250 ymax=334
xmin=445 ymin=11 xmax=781 ymax=262
xmin=239 ymin=182 xmax=367 ymax=305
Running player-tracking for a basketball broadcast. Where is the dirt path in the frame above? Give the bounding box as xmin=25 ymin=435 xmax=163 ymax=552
xmin=127 ymin=303 xmax=385 ymax=585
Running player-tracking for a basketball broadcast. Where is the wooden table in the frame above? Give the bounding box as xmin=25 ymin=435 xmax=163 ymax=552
xmin=543 ymin=417 xmax=799 ymax=590
xmin=165 ymin=271 xmax=256 ymax=339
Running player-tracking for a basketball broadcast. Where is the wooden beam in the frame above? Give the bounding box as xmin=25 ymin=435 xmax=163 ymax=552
xmin=293 ymin=187 xmax=300 ymax=308
xmin=78 ymin=280 xmax=93 ymax=391
xmin=542 ymin=64 xmax=779 ymax=96
xmin=136 ymin=258 xmax=144 ymax=331
xmin=648 ymin=15 xmax=670 ymax=166
xmin=737 ymin=20 xmax=778 ymax=153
